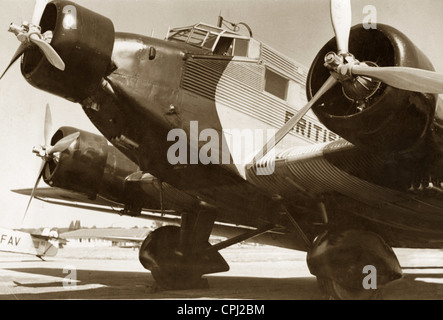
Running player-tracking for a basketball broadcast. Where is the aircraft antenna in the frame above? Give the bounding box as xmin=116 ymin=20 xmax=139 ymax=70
xmin=217 ymin=11 xmax=223 ymax=27
xmin=218 ymin=16 xmax=253 ymax=37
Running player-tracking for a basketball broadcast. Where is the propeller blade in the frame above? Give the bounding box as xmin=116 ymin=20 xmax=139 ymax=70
xmin=330 ymin=0 xmax=352 ymax=55
xmin=351 ymin=64 xmax=443 ymax=94
xmin=23 ymin=160 xmax=46 ymax=223
xmin=47 ymin=132 xmax=80 ymax=155
xmin=43 ymin=104 xmax=53 ymax=147
xmin=29 ymin=34 xmax=65 ymax=71
xmin=252 ymin=75 xmax=338 ymax=163
xmin=31 ymin=0 xmax=49 ymax=26
xmin=0 ymin=42 xmax=27 ymax=80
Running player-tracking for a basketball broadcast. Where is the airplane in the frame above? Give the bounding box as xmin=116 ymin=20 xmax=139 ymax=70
xmin=2 ymin=0 xmax=443 ymax=299
xmin=0 ymin=226 xmax=59 ymax=259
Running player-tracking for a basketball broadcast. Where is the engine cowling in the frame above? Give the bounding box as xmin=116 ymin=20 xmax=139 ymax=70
xmin=42 ymin=127 xmax=139 ymax=202
xmin=307 ymin=24 xmax=437 ymax=153
xmin=21 ymin=0 xmax=115 ymax=102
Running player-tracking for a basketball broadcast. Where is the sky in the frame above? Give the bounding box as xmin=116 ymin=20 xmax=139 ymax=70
xmin=0 ymin=0 xmax=442 ymax=229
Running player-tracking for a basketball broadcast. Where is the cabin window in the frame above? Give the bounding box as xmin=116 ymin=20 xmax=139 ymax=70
xmin=264 ymin=68 xmax=288 ymax=100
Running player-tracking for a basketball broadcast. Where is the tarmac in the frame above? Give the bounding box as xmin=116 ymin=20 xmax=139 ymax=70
xmin=1 ymin=245 xmax=443 ymax=300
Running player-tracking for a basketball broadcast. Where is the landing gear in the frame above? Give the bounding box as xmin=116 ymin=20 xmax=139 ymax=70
xmin=307 ymin=229 xmax=402 ymax=300
xmin=139 ymin=226 xmax=224 ymax=290
xmin=139 ymin=210 xmax=274 ymax=290
xmin=139 ymin=211 xmax=229 ymax=290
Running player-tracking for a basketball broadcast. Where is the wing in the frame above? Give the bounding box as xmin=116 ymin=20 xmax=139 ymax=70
xmin=95 ymin=236 xmax=146 ymax=243
xmin=246 ymin=139 xmax=443 ymax=248
xmin=12 ymin=186 xmax=306 ymax=249
xmin=12 ymin=186 xmax=179 ymax=222
xmin=29 ymin=233 xmax=68 ymax=245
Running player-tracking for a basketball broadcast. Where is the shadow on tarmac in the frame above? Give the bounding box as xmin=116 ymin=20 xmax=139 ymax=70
xmin=3 ymin=266 xmax=443 ymax=300
xmin=3 ymin=267 xmax=321 ymax=300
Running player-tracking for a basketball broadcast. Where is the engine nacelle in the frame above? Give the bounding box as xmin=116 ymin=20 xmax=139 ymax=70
xmin=307 ymin=24 xmax=437 ymax=153
xmin=21 ymin=0 xmax=115 ymax=102
xmin=42 ymin=127 xmax=139 ymax=202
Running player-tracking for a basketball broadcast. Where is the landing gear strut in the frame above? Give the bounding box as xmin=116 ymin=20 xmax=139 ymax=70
xmin=139 ymin=211 xmax=274 ymax=290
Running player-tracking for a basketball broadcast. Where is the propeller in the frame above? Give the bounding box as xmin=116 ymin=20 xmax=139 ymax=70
xmin=43 ymin=103 xmax=52 ymax=146
xmin=31 ymin=0 xmax=48 ymax=26
xmin=346 ymin=64 xmax=443 ymax=94
xmin=330 ymin=0 xmax=351 ymax=55
xmin=1 ymin=0 xmax=65 ymax=81
xmin=0 ymin=43 xmax=27 ymax=80
xmin=252 ymin=0 xmax=443 ymax=164
xmin=327 ymin=0 xmax=443 ymax=94
xmin=23 ymin=105 xmax=79 ymax=222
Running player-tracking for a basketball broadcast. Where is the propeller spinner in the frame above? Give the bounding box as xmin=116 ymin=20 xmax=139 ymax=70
xmin=252 ymin=0 xmax=443 ymax=164
xmin=1 ymin=0 xmax=65 ymax=81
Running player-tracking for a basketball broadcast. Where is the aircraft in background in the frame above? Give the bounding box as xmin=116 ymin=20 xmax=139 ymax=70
xmin=0 ymin=227 xmax=59 ymax=259
xmin=3 ymin=0 xmax=443 ymax=299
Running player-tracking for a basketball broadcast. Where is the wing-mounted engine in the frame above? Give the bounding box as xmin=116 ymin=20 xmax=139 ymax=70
xmin=21 ymin=0 xmax=115 ymax=102
xmin=42 ymin=126 xmax=139 ymax=201
xmin=306 ymin=24 xmax=437 ymax=154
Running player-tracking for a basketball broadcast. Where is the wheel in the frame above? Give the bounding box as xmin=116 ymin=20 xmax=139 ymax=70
xmin=317 ymin=278 xmax=382 ymax=300
xmin=139 ymin=226 xmax=205 ymax=290
xmin=150 ymin=265 xmax=206 ymax=290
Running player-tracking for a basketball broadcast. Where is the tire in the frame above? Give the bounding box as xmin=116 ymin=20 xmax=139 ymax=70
xmin=317 ymin=278 xmax=382 ymax=300
xmin=151 ymin=265 xmax=204 ymax=290
xmin=139 ymin=226 xmax=203 ymax=290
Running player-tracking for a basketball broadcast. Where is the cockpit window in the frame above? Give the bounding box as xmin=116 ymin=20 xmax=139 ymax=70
xmin=204 ymin=34 xmax=218 ymax=49
xmin=168 ymin=23 xmax=227 ymax=50
xmin=167 ymin=23 xmax=260 ymax=59
xmin=187 ymin=29 xmax=208 ymax=46
xmin=168 ymin=29 xmax=192 ymax=43
xmin=214 ymin=37 xmax=233 ymax=55
xmin=234 ymin=39 xmax=249 ymax=57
